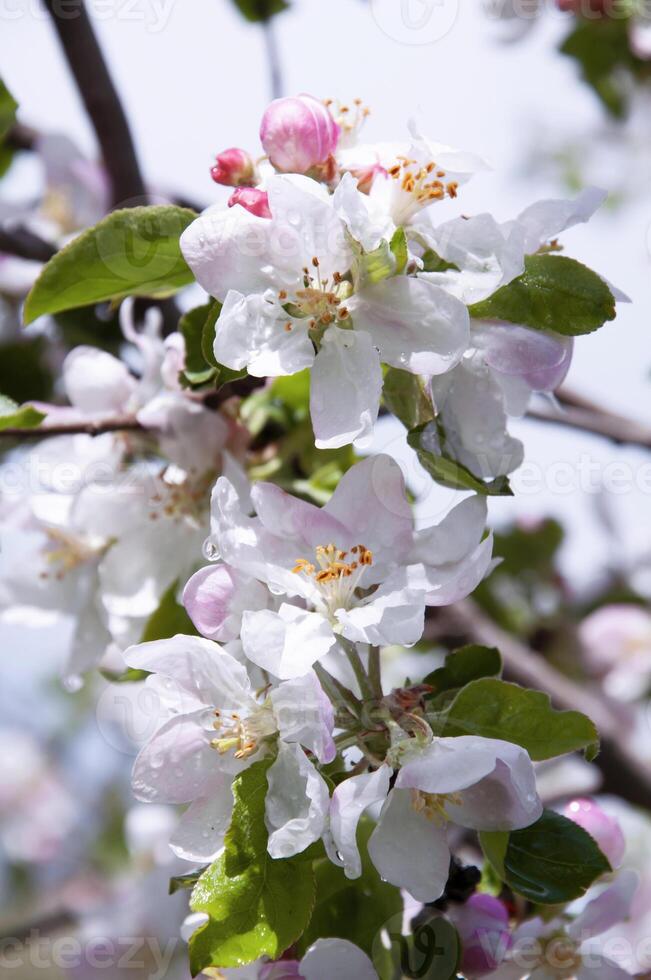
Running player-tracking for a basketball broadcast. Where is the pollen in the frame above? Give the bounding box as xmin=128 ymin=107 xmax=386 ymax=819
xmin=293 ymin=543 xmax=373 ymax=584
xmin=411 ymin=789 xmax=463 ymax=825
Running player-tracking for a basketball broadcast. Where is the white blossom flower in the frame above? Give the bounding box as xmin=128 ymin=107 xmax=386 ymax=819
xmin=181 ymin=173 xmax=470 ymax=449
xmin=185 ymin=455 xmax=493 ymax=679
xmin=124 ymin=635 xmax=334 ymax=862
xmin=487 ymin=870 xmax=639 ymax=979
xmin=326 ymin=735 xmax=542 ymax=903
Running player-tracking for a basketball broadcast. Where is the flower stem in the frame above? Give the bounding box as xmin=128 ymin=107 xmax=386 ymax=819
xmin=314 ymin=662 xmax=361 ymax=720
xmin=368 ymin=646 xmax=383 ymax=699
xmin=340 ymin=638 xmax=376 ymax=704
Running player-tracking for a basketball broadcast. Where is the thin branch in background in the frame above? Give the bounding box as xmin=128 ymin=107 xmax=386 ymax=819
xmin=428 ymin=600 xmax=651 ymax=813
xmin=0 ymin=227 xmax=55 ymax=263
xmin=263 ymin=18 xmax=284 ymax=98
xmin=41 ymin=0 xmax=146 ymax=208
xmin=527 ymin=388 xmax=651 ymax=450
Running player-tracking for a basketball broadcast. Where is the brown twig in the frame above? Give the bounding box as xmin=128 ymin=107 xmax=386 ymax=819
xmin=0 ymin=416 xmax=145 ymax=440
xmin=42 ymin=0 xmax=146 ymax=208
xmin=528 ymin=388 xmax=651 ymax=450
xmin=0 ymin=226 xmax=55 ymax=263
xmin=428 ymin=600 xmax=651 ymax=812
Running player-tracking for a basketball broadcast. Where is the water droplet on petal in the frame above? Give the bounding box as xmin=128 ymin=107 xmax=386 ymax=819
xmin=63 ymin=673 xmax=84 ymax=694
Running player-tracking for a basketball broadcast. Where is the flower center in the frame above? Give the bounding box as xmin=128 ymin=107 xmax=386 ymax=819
xmin=411 ymin=789 xmax=463 ymax=825
xmin=210 ymin=705 xmax=276 ymax=760
xmin=293 ymin=542 xmax=373 ymax=616
xmin=39 ymin=527 xmax=106 ymax=581
xmin=539 ymin=935 xmax=582 ymax=978
xmin=386 ymin=156 xmax=458 ymax=223
xmin=148 ymin=469 xmax=214 ymax=526
xmin=279 ymin=258 xmax=351 ymax=335
xmin=325 ymin=97 xmax=371 ymax=147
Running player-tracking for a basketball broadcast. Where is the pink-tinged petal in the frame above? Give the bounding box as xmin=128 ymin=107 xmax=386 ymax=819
xmin=183 ymin=564 xmax=269 ymax=643
xmin=169 ymin=777 xmax=235 ymax=862
xmin=453 ymin=893 xmax=513 ymax=976
xmin=563 ymin=798 xmax=625 ymax=869
xmin=349 ymin=277 xmax=469 ymax=376
xmin=271 ymin=672 xmax=335 ymax=764
xmin=136 ymin=393 xmax=229 ymax=474
xmin=124 ymin=634 xmax=253 ymax=714
xmin=251 ymin=480 xmax=349 ymax=553
xmin=326 ymin=766 xmax=392 ymax=879
xmin=397 ymin=737 xmax=504 ymax=795
xmin=310 ymin=328 xmax=383 ymax=450
xmin=410 ymin=495 xmax=487 ymax=566
xmin=446 ymin=745 xmax=542 ymax=832
xmin=430 ymin=358 xmax=524 ymax=478
xmin=569 ymin=870 xmax=639 ymax=942
xmin=300 ymin=939 xmax=378 ymax=980
xmin=241 ymin=604 xmax=336 ymax=679
xmin=63 ymin=346 xmax=137 ymax=416
xmin=368 ymin=788 xmax=450 ymax=903
xmin=576 ymin=956 xmax=632 ymax=980
xmin=475 ymin=322 xmax=573 ymax=394
xmin=213 ymin=291 xmax=315 ymax=378
xmin=516 ymin=187 xmax=606 ymax=253
xmin=324 ymin=454 xmax=413 ymax=561
xmin=131 ymin=710 xmax=218 ymax=804
xmin=420 ymin=533 xmax=495 ymax=607
xmin=260 ymin=95 xmax=339 ymax=174
xmin=265 ymin=743 xmax=330 ymax=859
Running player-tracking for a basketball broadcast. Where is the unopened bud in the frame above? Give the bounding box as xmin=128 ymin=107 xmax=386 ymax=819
xmin=260 ymin=94 xmax=339 ymax=174
xmin=210 ymin=147 xmax=255 ymax=187
xmin=228 ymin=187 xmax=272 ymax=219
xmin=564 ymin=798 xmax=625 ymax=868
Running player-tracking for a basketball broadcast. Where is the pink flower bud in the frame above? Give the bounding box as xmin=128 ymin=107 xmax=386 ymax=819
xmin=564 ymin=798 xmax=625 ymax=868
xmin=228 ymin=186 xmax=272 ymax=219
xmin=455 ymin=894 xmax=512 ymax=977
xmin=210 ymin=147 xmax=255 ymax=187
xmin=259 ymin=94 xmax=339 ymax=174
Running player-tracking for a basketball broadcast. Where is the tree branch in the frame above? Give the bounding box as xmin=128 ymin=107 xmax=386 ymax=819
xmin=427 ymin=600 xmax=651 ymax=812
xmin=527 ymin=388 xmax=651 ymax=450
xmin=42 ymin=0 xmax=146 ymax=207
xmin=262 ymin=19 xmax=284 ymax=98
xmin=0 ymin=416 xmax=145 ymax=440
xmin=0 ymin=226 xmax=55 ymax=263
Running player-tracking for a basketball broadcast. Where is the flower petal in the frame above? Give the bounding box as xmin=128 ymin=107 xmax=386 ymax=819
xmin=241 ymin=604 xmax=336 ymax=679
xmin=569 ymin=870 xmax=639 ymax=942
xmin=310 ymin=328 xmax=383 ymax=450
xmin=131 ymin=710 xmax=218 ymax=804
xmin=368 ymin=788 xmax=450 ymax=903
xmin=349 ymin=277 xmax=469 ymax=376
xmin=300 ymin=939 xmax=378 ymax=980
xmin=271 ymin=672 xmax=335 ymax=764
xmin=214 ymin=291 xmax=315 ymax=378
xmin=265 ymin=743 xmax=330 ymax=859
xmin=169 ymin=778 xmax=235 ymax=863
xmin=326 ymin=766 xmax=392 ymax=879
xmin=338 ymin=570 xmax=425 ymax=647
xmin=183 ymin=564 xmax=269 ymax=643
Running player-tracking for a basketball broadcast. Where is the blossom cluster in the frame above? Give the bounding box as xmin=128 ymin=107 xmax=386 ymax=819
xmin=3 ymin=92 xmax=633 ymax=979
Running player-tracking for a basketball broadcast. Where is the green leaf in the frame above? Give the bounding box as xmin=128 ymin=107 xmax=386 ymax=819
xmin=189 ymin=759 xmax=316 ymax=974
xmin=179 ymin=302 xmax=218 ymax=387
xmin=99 ymin=667 xmax=150 ymax=684
xmin=560 ymin=17 xmax=637 ymax=118
xmin=390 ymin=227 xmax=408 ymax=275
xmin=297 ymin=818 xmax=402 ymax=958
xmin=443 ymin=678 xmax=599 ymax=761
xmin=139 ymin=580 xmax=198 ymax=643
xmin=0 ymin=337 xmax=54 ymax=404
xmin=420 ymin=248 xmax=459 ymax=274
xmin=469 ymin=254 xmax=616 ymax=337
xmin=423 ymin=645 xmax=502 ymax=696
xmin=482 ymin=810 xmax=611 ymax=905
xmin=24 ymin=206 xmax=197 ymax=325
xmin=0 ymin=78 xmax=18 ymax=142
xmin=201 ymin=300 xmax=223 ymax=368
xmin=169 ymin=867 xmax=208 ymax=895
xmin=230 ymin=0 xmax=288 ymax=21
xmin=383 ymin=368 xmax=434 ymax=430
xmin=408 ymin=423 xmax=513 ymax=496
xmin=0 ymin=395 xmax=45 ymax=431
